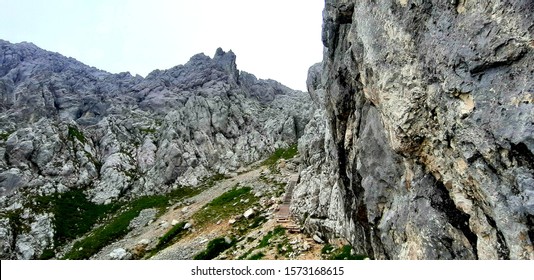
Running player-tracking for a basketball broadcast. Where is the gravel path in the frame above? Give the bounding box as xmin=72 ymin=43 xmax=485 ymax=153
xmin=91 ymin=160 xmax=309 ymax=260
xmin=150 ymin=166 xmax=268 ymax=260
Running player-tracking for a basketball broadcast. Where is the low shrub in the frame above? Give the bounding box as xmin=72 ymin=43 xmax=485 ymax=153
xmin=194 ymin=237 xmax=233 ymax=260
xmin=247 ymin=252 xmax=265 ymax=260
xmin=67 ymin=125 xmax=86 ymax=143
xmin=156 ymin=221 xmax=187 ymax=250
xmin=63 ymin=187 xmax=200 ymax=259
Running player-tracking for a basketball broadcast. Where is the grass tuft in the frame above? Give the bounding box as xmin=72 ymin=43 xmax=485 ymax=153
xmin=247 ymin=252 xmax=265 ymax=260
xmin=0 ymin=131 xmax=12 ymax=141
xmin=326 ymin=245 xmax=367 ymax=260
xmin=321 ymin=243 xmax=334 ymax=255
xmin=192 ymin=186 xmax=258 ymax=228
xmin=67 ymin=125 xmax=86 ymax=143
xmin=156 ymin=221 xmax=187 ymax=250
xmin=259 ymin=226 xmax=285 ymax=248
xmin=261 ymin=143 xmax=298 ymax=167
xmin=194 ymin=237 xmax=234 ymax=260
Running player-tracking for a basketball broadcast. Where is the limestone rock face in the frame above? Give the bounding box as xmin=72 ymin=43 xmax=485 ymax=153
xmin=293 ymin=0 xmax=534 ymax=259
xmin=0 ymin=40 xmax=313 ymax=259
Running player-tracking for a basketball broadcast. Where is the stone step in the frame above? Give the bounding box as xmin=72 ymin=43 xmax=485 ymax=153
xmin=285 ymin=225 xmax=300 ymax=230
xmin=279 ymin=223 xmax=301 ymax=233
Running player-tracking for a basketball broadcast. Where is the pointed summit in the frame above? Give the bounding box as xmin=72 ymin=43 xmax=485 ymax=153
xmin=213 ymin=48 xmax=239 ymax=84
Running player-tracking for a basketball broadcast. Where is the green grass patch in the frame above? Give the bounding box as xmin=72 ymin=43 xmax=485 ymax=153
xmin=321 ymin=244 xmax=334 ymax=255
xmin=238 ymin=247 xmax=255 ymax=260
xmin=276 ymin=239 xmax=294 ymax=257
xmin=259 ymin=226 xmax=285 ymax=248
xmin=0 ymin=209 xmax=30 ymax=242
xmin=67 ymin=125 xmax=86 ymax=143
xmin=232 ymin=215 xmax=267 ymax=236
xmin=247 ymin=252 xmax=265 ymax=260
xmin=34 ymin=189 xmax=117 ymax=249
xmin=0 ymin=131 xmax=12 ymax=141
xmin=192 ymin=186 xmax=258 ymax=228
xmin=248 ymin=216 xmax=267 ymax=229
xmin=39 ymin=248 xmax=56 ymax=260
xmin=139 ymin=127 xmax=157 ymax=134
xmin=262 ymin=143 xmax=298 ymax=167
xmin=63 ymin=198 xmax=160 ymax=259
xmin=63 ymin=187 xmax=201 ymax=260
xmin=155 ymin=221 xmax=187 ymax=250
xmin=210 ymin=186 xmax=250 ymax=206
xmin=203 ymin=173 xmax=226 ymax=188
xmin=327 ymin=245 xmax=367 ymax=260
xmin=194 ymin=237 xmax=234 ymax=260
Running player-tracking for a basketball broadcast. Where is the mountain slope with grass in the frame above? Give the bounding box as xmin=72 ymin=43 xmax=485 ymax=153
xmin=0 ymin=40 xmax=313 ymax=259
xmin=82 ymin=152 xmax=358 ymax=261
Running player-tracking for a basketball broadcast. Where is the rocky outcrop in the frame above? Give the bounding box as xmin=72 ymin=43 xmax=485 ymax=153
xmin=293 ymin=0 xmax=534 ymax=259
xmin=0 ymin=40 xmax=313 ymax=259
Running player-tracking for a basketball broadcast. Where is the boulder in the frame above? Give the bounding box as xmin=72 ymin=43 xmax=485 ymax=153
xmin=312 ymin=235 xmax=324 ymax=244
xmin=243 ymin=209 xmax=255 ymax=219
xmin=109 ymin=248 xmax=131 ymax=260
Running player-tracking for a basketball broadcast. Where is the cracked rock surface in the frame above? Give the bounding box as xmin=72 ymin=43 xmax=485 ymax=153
xmin=292 ymin=0 xmax=534 ymax=260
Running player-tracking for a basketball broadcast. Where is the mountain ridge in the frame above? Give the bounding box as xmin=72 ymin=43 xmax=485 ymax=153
xmin=0 ymin=39 xmax=314 ymax=259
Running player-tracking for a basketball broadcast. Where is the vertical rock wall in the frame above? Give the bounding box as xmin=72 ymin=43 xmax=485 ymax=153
xmin=294 ymin=0 xmax=534 ymax=259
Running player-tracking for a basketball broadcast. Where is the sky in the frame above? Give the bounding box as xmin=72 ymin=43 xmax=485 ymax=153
xmin=0 ymin=0 xmax=324 ymax=91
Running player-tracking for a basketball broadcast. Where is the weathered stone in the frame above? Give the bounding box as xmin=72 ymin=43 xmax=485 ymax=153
xmin=243 ymin=209 xmax=255 ymax=219
xmin=109 ymin=248 xmax=130 ymax=260
xmin=0 ymin=218 xmax=13 ymax=259
xmin=129 ymin=208 xmax=157 ymax=230
xmin=137 ymin=239 xmax=150 ymax=246
xmin=293 ymin=0 xmax=534 ymax=260
xmin=312 ymin=235 xmax=324 ymax=244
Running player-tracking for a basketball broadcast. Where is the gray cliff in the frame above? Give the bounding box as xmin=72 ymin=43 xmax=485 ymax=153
xmin=293 ymin=0 xmax=533 ymax=259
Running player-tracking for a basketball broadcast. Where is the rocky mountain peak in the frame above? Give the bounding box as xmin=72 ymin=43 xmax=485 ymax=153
xmin=0 ymin=40 xmax=314 ymax=259
xmin=214 ymin=47 xmax=239 ymax=84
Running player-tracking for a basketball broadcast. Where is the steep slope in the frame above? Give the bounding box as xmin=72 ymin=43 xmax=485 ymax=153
xmin=0 ymin=40 xmax=313 ymax=259
xmin=293 ymin=0 xmax=533 ymax=259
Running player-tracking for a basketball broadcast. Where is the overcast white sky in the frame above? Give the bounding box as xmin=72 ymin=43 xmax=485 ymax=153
xmin=0 ymin=0 xmax=324 ymax=91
